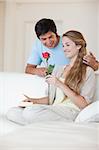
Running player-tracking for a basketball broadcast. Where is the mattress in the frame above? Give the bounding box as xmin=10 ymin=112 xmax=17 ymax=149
xmin=0 ymin=121 xmax=98 ymax=150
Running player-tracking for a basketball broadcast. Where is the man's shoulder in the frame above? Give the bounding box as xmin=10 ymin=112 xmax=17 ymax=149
xmin=33 ymin=38 xmax=41 ymax=45
xmin=32 ymin=38 xmax=43 ymax=50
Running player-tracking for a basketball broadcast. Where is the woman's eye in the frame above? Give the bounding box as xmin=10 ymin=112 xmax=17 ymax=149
xmin=62 ymin=43 xmax=70 ymax=47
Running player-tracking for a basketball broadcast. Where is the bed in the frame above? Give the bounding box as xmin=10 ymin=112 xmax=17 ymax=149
xmin=0 ymin=72 xmax=99 ymax=149
xmin=0 ymin=121 xmax=98 ymax=150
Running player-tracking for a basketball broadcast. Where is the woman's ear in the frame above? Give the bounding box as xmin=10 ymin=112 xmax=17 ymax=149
xmin=77 ymin=45 xmax=81 ymax=50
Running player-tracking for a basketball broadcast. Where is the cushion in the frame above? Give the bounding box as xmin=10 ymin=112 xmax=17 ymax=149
xmin=75 ymin=101 xmax=99 ymax=123
xmin=0 ymin=72 xmax=48 ymax=115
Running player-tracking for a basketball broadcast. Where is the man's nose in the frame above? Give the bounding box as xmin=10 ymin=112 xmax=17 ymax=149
xmin=46 ymin=39 xmax=51 ymax=44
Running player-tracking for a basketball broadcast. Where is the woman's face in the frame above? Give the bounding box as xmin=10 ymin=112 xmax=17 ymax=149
xmin=62 ymin=36 xmax=81 ymax=59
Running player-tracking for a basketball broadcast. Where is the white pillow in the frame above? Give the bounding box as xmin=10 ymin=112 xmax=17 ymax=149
xmin=75 ymin=101 xmax=99 ymax=123
xmin=0 ymin=73 xmax=48 ymax=115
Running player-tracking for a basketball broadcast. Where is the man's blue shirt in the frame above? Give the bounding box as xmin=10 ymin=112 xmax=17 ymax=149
xmin=27 ymin=37 xmax=70 ymax=66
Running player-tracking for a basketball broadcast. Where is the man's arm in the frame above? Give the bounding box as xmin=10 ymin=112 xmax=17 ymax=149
xmin=25 ymin=64 xmax=47 ymax=77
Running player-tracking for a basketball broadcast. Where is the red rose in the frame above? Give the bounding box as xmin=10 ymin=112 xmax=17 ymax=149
xmin=42 ymin=52 xmax=54 ymax=75
xmin=42 ymin=52 xmax=50 ymax=59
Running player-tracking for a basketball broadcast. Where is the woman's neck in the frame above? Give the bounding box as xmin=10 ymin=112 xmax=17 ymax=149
xmin=69 ymin=56 xmax=77 ymax=67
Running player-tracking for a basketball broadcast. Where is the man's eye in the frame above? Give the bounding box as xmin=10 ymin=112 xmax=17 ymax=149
xmin=49 ymin=36 xmax=53 ymax=39
xmin=42 ymin=39 xmax=46 ymax=41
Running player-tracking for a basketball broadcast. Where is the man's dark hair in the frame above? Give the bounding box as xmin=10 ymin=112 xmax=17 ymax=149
xmin=35 ymin=18 xmax=57 ymax=38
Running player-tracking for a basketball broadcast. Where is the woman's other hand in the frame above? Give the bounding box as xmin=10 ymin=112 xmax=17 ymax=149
xmin=23 ymin=94 xmax=34 ymax=102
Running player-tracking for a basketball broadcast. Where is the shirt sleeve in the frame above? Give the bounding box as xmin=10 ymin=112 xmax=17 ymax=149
xmin=80 ymin=67 xmax=96 ymax=103
xmin=48 ymin=65 xmax=64 ymax=104
xmin=27 ymin=40 xmax=42 ymax=65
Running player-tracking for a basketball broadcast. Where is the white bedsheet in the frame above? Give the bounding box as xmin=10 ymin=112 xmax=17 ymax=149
xmin=0 ymin=121 xmax=98 ymax=150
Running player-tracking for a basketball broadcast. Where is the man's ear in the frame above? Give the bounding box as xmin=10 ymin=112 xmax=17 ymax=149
xmin=77 ymin=45 xmax=81 ymax=50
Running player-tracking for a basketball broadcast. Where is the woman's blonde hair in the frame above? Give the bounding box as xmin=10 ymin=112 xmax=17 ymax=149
xmin=63 ymin=30 xmax=87 ymax=94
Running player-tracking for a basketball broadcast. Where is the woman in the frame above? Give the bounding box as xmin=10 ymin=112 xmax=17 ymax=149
xmin=7 ymin=30 xmax=96 ymax=125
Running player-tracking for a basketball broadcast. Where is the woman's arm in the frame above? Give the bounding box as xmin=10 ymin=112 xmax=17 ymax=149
xmin=45 ymin=75 xmax=90 ymax=109
xmin=55 ymin=80 xmax=88 ymax=109
xmin=23 ymin=95 xmax=49 ymax=105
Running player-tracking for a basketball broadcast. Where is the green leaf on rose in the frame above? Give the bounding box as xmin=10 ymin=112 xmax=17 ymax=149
xmin=47 ymin=64 xmax=55 ymax=75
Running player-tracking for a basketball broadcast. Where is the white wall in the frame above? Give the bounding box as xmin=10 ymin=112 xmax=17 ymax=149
xmin=0 ymin=2 xmax=5 ymax=71
xmin=97 ymin=1 xmax=99 ymax=59
xmin=0 ymin=0 xmax=99 ymax=72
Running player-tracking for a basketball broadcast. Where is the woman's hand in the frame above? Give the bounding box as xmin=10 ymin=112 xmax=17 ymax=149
xmin=19 ymin=95 xmax=34 ymax=107
xmin=45 ymin=75 xmax=61 ymax=87
xmin=23 ymin=94 xmax=34 ymax=102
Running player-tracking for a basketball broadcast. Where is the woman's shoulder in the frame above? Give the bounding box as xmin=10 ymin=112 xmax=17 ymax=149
xmin=52 ymin=65 xmax=65 ymax=77
xmin=86 ymin=66 xmax=95 ymax=74
xmin=86 ymin=66 xmax=95 ymax=79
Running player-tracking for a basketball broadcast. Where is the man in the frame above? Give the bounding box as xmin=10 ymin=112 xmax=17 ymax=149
xmin=83 ymin=52 xmax=99 ymax=71
xmin=25 ymin=18 xmax=69 ymax=77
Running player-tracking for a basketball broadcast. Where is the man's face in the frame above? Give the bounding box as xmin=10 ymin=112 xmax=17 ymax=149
xmin=39 ymin=31 xmax=58 ymax=48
